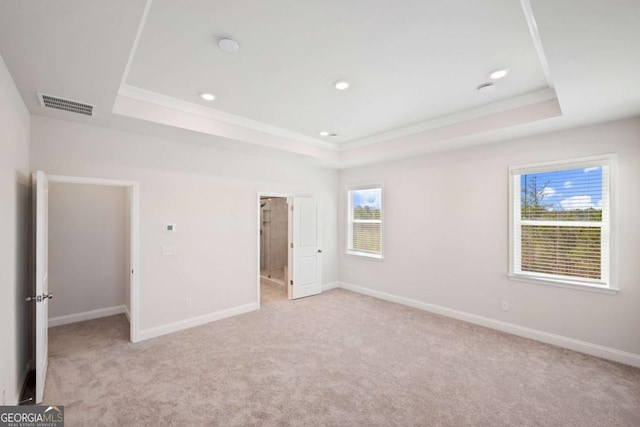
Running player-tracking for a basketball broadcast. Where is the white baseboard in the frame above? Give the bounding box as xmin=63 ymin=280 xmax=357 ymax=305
xmin=138 ymin=302 xmax=259 ymax=342
xmin=48 ymin=305 xmax=126 ymax=327
xmin=322 ymin=281 xmax=340 ymax=291
xmin=124 ymin=305 xmax=131 ymax=322
xmin=339 ymin=282 xmax=640 ymax=368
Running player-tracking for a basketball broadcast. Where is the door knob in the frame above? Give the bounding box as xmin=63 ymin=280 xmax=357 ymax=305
xmin=43 ymin=293 xmax=53 ymax=300
xmin=317 ymin=249 xmax=322 ymax=253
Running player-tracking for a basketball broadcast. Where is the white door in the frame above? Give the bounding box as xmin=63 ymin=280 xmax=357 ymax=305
xmin=291 ymin=197 xmax=321 ymax=299
xmin=34 ymin=171 xmax=50 ymax=403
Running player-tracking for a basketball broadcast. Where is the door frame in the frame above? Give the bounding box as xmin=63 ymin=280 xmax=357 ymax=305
xmin=47 ymin=174 xmax=141 ymax=343
xmin=256 ymin=192 xmax=294 ymax=308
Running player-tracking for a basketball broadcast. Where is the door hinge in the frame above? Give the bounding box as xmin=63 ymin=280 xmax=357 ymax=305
xmin=291 ymin=205 xmax=294 ymax=211
xmin=290 ymin=243 xmax=293 ymax=248
xmin=290 ymin=280 xmax=293 ymax=286
xmin=25 ymin=293 xmax=52 ymax=303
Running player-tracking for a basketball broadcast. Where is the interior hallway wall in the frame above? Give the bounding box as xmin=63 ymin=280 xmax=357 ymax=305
xmin=48 ymin=183 xmax=128 ymax=319
xmin=30 ymin=115 xmax=338 ymax=335
xmin=0 ymin=52 xmax=30 ymax=405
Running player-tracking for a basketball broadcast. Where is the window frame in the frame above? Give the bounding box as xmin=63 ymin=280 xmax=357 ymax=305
xmin=508 ymin=154 xmax=618 ymax=294
xmin=346 ymin=184 xmax=384 ymax=260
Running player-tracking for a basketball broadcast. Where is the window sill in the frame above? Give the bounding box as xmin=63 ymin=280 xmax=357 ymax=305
xmin=346 ymin=251 xmax=384 ymax=260
xmin=507 ymin=274 xmax=619 ymax=295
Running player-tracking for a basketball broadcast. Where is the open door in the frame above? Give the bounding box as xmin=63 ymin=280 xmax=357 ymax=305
xmin=291 ymin=197 xmax=321 ymax=299
xmin=33 ymin=170 xmax=51 ymax=403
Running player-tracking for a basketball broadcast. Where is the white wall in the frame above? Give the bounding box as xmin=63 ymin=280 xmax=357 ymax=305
xmin=30 ymin=115 xmax=338 ymax=334
xmin=339 ymin=117 xmax=640 ymax=356
xmin=0 ymin=53 xmax=30 ymax=404
xmin=48 ymin=183 xmax=127 ymax=319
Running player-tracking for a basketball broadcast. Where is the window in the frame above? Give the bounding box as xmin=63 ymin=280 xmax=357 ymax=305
xmin=347 ymin=186 xmax=383 ymax=258
xmin=509 ymin=155 xmax=616 ymax=292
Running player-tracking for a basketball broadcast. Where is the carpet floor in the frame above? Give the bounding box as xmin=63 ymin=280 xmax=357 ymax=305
xmin=44 ymin=287 xmax=640 ymax=426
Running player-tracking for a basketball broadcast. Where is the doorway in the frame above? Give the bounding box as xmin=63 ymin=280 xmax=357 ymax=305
xmin=259 ymin=196 xmax=290 ymax=304
xmin=48 ymin=182 xmax=129 ymax=327
xmin=47 ymin=175 xmax=140 ymax=343
xmin=29 ymin=172 xmax=139 ymax=404
xmin=256 ymin=193 xmax=323 ymax=306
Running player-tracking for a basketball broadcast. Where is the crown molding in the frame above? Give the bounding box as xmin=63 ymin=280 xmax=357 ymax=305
xmin=118 ymin=84 xmax=339 ymax=151
xmin=520 ymin=0 xmax=554 ymax=89
xmin=338 ymin=88 xmax=558 ymax=151
xmin=118 ymin=0 xmax=154 ymax=94
xmin=338 ymin=97 xmax=563 ymax=168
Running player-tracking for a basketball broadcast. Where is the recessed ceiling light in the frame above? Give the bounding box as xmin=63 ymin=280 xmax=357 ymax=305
xmin=319 ymin=131 xmax=339 ymax=137
xmin=489 ymin=67 xmax=510 ymax=80
xmin=200 ymin=92 xmax=216 ymax=101
xmin=334 ymin=80 xmax=350 ymax=90
xmin=218 ymin=38 xmax=240 ymax=53
xmin=477 ymin=83 xmax=496 ymax=94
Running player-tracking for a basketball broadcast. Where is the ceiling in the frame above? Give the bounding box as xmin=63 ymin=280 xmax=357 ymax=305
xmin=0 ymin=0 xmax=639 ymax=168
xmin=127 ymin=0 xmax=548 ymax=143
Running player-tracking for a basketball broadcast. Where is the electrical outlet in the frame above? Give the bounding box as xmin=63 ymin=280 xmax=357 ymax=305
xmin=501 ymin=300 xmax=509 ymax=312
xmin=185 ymin=298 xmax=192 ymax=308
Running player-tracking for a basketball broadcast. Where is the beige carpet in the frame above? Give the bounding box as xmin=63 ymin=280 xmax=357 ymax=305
xmin=45 ymin=287 xmax=640 ymax=426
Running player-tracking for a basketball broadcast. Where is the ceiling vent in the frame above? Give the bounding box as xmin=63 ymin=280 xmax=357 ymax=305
xmin=37 ymin=93 xmax=94 ymax=116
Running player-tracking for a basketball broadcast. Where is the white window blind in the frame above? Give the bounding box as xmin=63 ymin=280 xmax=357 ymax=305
xmin=347 ymin=186 xmax=383 ymax=258
xmin=509 ymin=156 xmax=614 ymax=290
